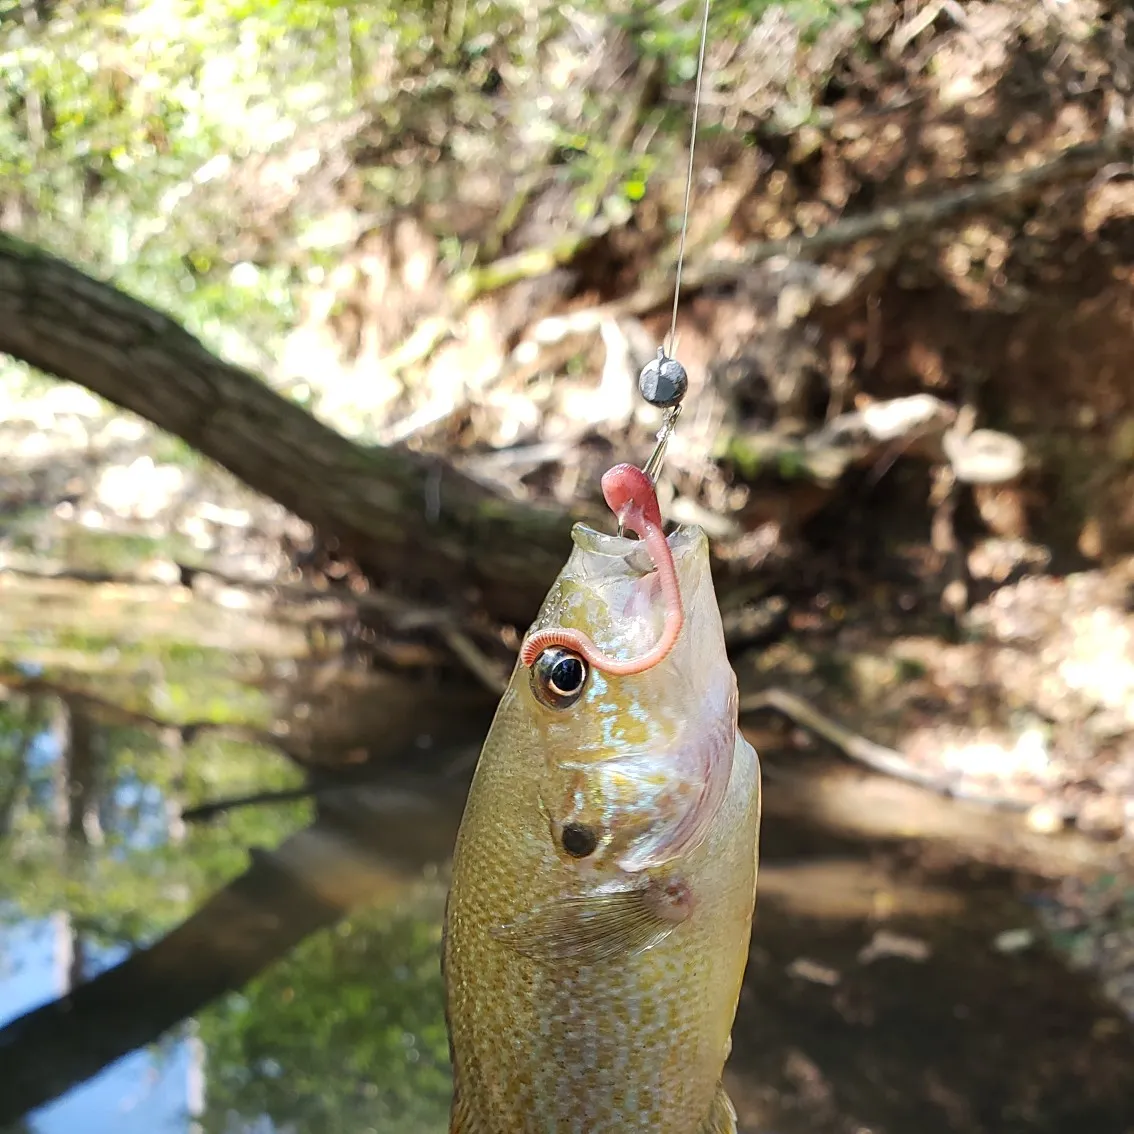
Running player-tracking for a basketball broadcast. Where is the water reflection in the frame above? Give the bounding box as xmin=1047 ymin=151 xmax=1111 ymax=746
xmin=0 ymin=919 xmax=195 ymax=1134
xmin=200 ymin=894 xmax=451 ymax=1134
xmin=0 ymin=572 xmax=1132 ymax=1132
xmin=0 ymin=573 xmax=311 ymax=1131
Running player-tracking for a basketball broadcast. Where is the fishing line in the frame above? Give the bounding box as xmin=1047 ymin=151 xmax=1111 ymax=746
xmin=666 ymin=0 xmax=713 ymax=361
xmin=621 ymin=0 xmax=712 ymax=534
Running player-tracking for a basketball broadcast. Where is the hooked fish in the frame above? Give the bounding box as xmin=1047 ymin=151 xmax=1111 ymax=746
xmin=443 ymin=463 xmax=761 ymax=1133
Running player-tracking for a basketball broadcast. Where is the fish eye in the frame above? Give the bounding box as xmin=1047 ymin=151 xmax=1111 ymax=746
xmin=529 ymin=646 xmax=589 ymax=710
xmin=560 ymin=822 xmax=598 ymax=858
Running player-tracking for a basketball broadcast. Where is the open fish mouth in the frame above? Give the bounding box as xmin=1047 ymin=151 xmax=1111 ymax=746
xmin=520 ymin=519 xmax=714 ymax=678
xmin=568 ymin=520 xmax=707 ymax=578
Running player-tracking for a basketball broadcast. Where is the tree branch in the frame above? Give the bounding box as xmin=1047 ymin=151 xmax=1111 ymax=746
xmin=724 ymin=136 xmax=1130 ymax=274
xmin=600 ymin=136 xmax=1134 ymax=320
xmin=743 ymin=687 xmax=1049 ymax=816
xmin=0 ymin=234 xmax=572 ymax=627
xmin=2 ymin=138 xmax=1116 ymax=633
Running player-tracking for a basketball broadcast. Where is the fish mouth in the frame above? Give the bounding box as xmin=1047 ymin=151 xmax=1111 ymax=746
xmin=569 ymin=521 xmax=706 ymax=577
xmin=548 ymin=519 xmax=737 ymax=872
xmin=526 ymin=520 xmax=713 ymax=660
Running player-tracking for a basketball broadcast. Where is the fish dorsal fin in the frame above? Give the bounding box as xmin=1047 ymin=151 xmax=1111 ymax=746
xmin=490 ymin=880 xmax=687 ymax=965
xmin=700 ymin=1082 xmax=739 ymax=1134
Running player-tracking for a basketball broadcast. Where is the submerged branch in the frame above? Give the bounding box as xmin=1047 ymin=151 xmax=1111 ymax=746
xmin=742 ymin=687 xmax=1036 ymax=813
xmin=1 ymin=562 xmax=512 ymax=693
xmin=0 ymin=560 xmax=461 ymax=631
xmin=180 ymin=784 xmax=325 ymax=823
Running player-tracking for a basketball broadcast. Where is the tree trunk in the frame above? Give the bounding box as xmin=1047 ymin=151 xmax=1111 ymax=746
xmin=0 ymin=236 xmax=574 ymax=627
xmin=0 ymin=697 xmax=44 ymax=841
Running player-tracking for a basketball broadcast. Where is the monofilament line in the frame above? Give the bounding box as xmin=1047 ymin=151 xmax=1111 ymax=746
xmin=665 ymin=0 xmax=713 ymax=360
xmin=621 ymin=0 xmax=712 ymax=538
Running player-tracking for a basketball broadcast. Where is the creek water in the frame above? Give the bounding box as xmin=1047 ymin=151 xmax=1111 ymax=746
xmin=0 ymin=574 xmax=1132 ymax=1134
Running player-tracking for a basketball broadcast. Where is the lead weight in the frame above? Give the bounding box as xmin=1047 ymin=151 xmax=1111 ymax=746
xmin=638 ymin=348 xmax=688 ymax=409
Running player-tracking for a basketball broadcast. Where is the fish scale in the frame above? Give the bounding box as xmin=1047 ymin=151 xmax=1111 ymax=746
xmin=444 ymin=520 xmax=761 ymax=1132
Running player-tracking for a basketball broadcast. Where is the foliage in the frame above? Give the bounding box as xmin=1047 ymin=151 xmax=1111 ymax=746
xmin=0 ymin=616 xmax=458 ymax=1129
xmin=628 ymin=0 xmax=868 ymax=80
xmin=0 ymin=1 xmax=524 ymax=343
xmin=0 ymin=0 xmax=859 ymax=401
xmin=3 ymin=0 xmax=337 ymax=371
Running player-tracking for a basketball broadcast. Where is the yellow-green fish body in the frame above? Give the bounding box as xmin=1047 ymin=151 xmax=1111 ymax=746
xmin=443 ymin=519 xmax=761 ymax=1133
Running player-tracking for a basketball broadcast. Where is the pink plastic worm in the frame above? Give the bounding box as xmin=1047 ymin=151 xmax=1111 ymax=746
xmin=519 ymin=462 xmax=685 ymax=676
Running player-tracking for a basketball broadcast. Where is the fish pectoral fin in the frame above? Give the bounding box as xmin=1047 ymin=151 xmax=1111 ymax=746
xmin=490 ymin=885 xmax=677 ymax=965
xmin=450 ymin=1080 xmax=492 ymax=1134
xmin=699 ymin=1082 xmax=739 ymax=1134
xmin=449 ymin=1091 xmax=476 ymax=1134
xmin=449 ymin=1094 xmax=466 ymax=1134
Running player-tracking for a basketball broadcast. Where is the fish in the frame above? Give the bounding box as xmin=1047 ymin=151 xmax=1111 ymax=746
xmin=442 ymin=462 xmax=762 ymax=1133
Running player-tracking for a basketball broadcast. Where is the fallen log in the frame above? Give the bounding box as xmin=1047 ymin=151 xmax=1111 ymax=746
xmin=0 ymin=235 xmax=573 ymax=628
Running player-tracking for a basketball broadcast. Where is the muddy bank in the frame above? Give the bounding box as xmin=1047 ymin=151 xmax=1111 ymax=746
xmin=728 ymin=841 xmax=1134 ymax=1134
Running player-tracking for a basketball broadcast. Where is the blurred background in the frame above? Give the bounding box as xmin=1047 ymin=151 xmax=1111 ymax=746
xmin=2 ymin=0 xmax=1134 ymax=1130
